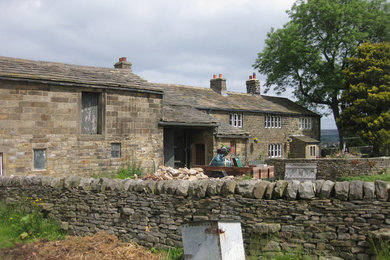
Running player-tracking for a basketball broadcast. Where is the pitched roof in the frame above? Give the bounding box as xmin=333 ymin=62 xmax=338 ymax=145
xmin=292 ymin=135 xmax=320 ymax=143
xmin=0 ymin=56 xmax=162 ymax=94
xmin=161 ymin=105 xmax=249 ymax=137
xmin=157 ymin=83 xmax=318 ymax=116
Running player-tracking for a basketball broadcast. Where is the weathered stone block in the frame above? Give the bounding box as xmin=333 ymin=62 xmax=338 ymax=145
xmin=176 ymin=180 xmax=190 ymax=197
xmin=299 ymin=181 xmax=315 ymax=199
xmin=253 ymin=181 xmax=269 ymax=199
xmin=363 ymin=182 xmax=375 ymax=199
xmin=320 ymin=180 xmax=334 ymax=199
xmin=375 ymin=180 xmax=389 ymax=201
xmin=265 ymin=182 xmax=276 ymax=199
xmin=253 ymin=223 xmax=281 ymax=234
xmin=273 ymin=180 xmax=288 ymax=199
xmin=349 ymin=180 xmax=363 ymax=200
xmin=335 ymin=181 xmax=350 ymax=201
xmin=235 ymin=180 xmax=256 ymax=198
xmin=220 ymin=180 xmax=236 ymax=197
xmin=286 ymin=180 xmax=299 ymax=199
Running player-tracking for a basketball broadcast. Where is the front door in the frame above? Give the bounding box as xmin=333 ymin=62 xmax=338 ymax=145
xmin=195 ymin=144 xmax=206 ymax=165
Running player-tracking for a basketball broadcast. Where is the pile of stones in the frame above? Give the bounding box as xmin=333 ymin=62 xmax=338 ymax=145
xmin=142 ymin=166 xmax=209 ymax=181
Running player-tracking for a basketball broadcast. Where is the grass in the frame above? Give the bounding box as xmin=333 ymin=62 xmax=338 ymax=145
xmin=340 ymin=171 xmax=390 ymax=183
xmin=150 ymin=247 xmax=183 ymax=260
xmin=0 ymin=199 xmax=66 ymax=248
xmin=374 ymin=240 xmax=390 ymax=260
xmin=91 ymin=163 xmax=144 ymax=180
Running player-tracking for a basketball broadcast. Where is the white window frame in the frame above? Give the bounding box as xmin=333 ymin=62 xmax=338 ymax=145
xmin=299 ymin=117 xmax=312 ymax=129
xmin=264 ymin=115 xmax=282 ymax=128
xmin=268 ymin=144 xmax=282 ymax=158
xmin=229 ymin=113 xmax=243 ymax=128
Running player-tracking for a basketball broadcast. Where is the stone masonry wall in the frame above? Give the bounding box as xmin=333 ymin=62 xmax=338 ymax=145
xmin=210 ymin=111 xmax=320 ymax=162
xmin=0 ymin=81 xmax=163 ymax=176
xmin=267 ymin=157 xmax=390 ymax=180
xmin=1 ymin=175 xmax=390 ymax=259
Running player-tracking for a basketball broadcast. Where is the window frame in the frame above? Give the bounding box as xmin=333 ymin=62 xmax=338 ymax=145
xmin=111 ymin=143 xmax=121 ymax=158
xmin=229 ymin=113 xmax=243 ymax=128
xmin=268 ymin=144 xmax=282 ymax=158
xmin=264 ymin=115 xmax=282 ymax=128
xmin=33 ymin=149 xmax=46 ymax=170
xmin=299 ymin=117 xmax=312 ymax=130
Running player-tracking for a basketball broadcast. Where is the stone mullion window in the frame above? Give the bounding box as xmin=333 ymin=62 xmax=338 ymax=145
xmin=268 ymin=144 xmax=282 ymax=158
xmin=299 ymin=117 xmax=312 ymax=129
xmin=265 ymin=115 xmax=282 ymax=128
xmin=229 ymin=113 xmax=243 ymax=128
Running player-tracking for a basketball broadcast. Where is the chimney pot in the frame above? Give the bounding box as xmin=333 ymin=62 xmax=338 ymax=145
xmin=249 ymin=75 xmax=253 ymax=79
xmin=253 ymin=72 xmax=256 ymax=79
xmin=219 ymin=74 xmax=223 ymax=78
xmin=213 ymin=74 xmax=217 ymax=79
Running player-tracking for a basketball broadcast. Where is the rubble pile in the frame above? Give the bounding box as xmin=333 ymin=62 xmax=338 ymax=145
xmin=142 ymin=166 xmax=208 ymax=181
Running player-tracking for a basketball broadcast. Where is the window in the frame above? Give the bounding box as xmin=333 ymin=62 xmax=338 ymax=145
xmin=299 ymin=117 xmax=312 ymax=129
xmin=264 ymin=115 xmax=282 ymax=128
xmin=310 ymin=146 xmax=316 ymax=156
xmin=229 ymin=113 xmax=243 ymax=128
xmin=34 ymin=149 xmax=46 ymax=170
xmin=268 ymin=144 xmax=282 ymax=158
xmin=82 ymin=92 xmax=101 ymax=134
xmin=111 ymin=143 xmax=121 ymax=158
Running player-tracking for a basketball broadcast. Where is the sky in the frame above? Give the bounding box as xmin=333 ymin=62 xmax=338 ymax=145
xmin=0 ymin=0 xmax=337 ymax=129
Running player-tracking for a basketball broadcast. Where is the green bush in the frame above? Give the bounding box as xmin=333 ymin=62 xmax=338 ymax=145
xmin=0 ymin=199 xmax=65 ymax=248
xmin=150 ymin=247 xmax=183 ymax=260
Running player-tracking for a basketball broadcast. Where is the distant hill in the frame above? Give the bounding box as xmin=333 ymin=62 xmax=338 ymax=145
xmin=321 ymin=129 xmax=339 ymax=143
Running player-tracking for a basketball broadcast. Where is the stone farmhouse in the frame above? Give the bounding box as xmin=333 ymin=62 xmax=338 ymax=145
xmin=0 ymin=56 xmax=320 ymax=176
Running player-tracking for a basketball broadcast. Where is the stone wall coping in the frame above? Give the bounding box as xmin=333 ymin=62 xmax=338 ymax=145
xmin=1 ymin=175 xmax=389 ymax=201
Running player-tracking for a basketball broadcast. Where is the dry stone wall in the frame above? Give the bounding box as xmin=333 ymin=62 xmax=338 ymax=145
xmin=1 ymin=176 xmax=390 ymax=259
xmin=267 ymin=157 xmax=390 ymax=180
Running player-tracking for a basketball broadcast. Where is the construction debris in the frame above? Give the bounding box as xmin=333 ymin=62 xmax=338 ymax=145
xmin=142 ymin=166 xmax=208 ymax=181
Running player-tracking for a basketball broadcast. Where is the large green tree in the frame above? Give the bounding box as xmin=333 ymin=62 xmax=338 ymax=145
xmin=253 ymin=0 xmax=390 ymax=147
xmin=339 ymin=42 xmax=390 ymax=156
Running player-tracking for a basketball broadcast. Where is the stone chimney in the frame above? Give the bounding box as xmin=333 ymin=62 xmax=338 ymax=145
xmin=210 ymin=74 xmax=227 ymax=95
xmin=114 ymin=57 xmax=132 ymax=70
xmin=246 ymin=72 xmax=260 ymax=95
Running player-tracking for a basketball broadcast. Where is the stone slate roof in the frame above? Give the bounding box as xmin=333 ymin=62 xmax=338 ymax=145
xmin=158 ymin=83 xmax=318 ymax=116
xmin=0 ymin=56 xmax=162 ymax=94
xmin=161 ymin=105 xmax=219 ymax=126
xmin=292 ymin=135 xmax=320 ymax=143
xmin=161 ymin=105 xmax=249 ymax=137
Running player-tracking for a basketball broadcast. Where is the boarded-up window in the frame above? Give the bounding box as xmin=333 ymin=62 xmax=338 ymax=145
xmin=111 ymin=143 xmax=121 ymax=158
xmin=82 ymin=92 xmax=100 ymax=134
xmin=34 ymin=149 xmax=46 ymax=169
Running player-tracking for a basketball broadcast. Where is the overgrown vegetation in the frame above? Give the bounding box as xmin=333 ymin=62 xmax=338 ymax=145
xmin=340 ymin=171 xmax=390 ymax=183
xmin=0 ymin=199 xmax=65 ymax=248
xmin=91 ymin=163 xmax=144 ymax=179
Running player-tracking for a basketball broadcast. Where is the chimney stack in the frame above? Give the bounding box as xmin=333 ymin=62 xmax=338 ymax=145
xmin=114 ymin=57 xmax=132 ymax=70
xmin=246 ymin=73 xmax=260 ymax=95
xmin=210 ymin=74 xmax=227 ymax=95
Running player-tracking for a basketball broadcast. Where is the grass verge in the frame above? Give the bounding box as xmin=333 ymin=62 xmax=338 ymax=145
xmin=0 ymin=199 xmax=65 ymax=248
xmin=340 ymin=172 xmax=390 ymax=182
